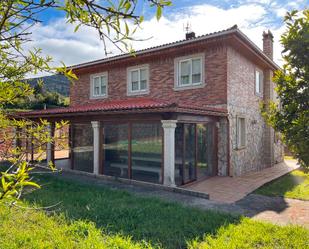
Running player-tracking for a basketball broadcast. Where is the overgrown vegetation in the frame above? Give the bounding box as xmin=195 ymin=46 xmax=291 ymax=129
xmin=254 ymin=169 xmax=309 ymax=200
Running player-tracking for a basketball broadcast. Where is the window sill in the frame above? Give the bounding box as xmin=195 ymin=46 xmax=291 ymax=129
xmin=127 ymin=90 xmax=150 ymax=96
xmin=90 ymin=95 xmax=108 ymax=100
xmin=174 ymin=83 xmax=205 ymax=91
xmin=235 ymin=146 xmax=246 ymax=151
xmin=255 ymin=92 xmax=263 ymax=98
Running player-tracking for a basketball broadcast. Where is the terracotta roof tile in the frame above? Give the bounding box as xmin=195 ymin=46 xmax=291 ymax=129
xmin=18 ymin=98 xmax=227 ymax=117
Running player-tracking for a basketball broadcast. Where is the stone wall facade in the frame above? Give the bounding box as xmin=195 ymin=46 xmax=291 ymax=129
xmin=227 ymin=46 xmax=269 ymax=176
xmin=217 ymin=117 xmax=229 ymax=176
xmin=226 ymin=46 xmax=284 ymax=176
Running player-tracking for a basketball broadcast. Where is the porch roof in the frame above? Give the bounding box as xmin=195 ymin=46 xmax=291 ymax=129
xmin=17 ymin=98 xmax=227 ymax=118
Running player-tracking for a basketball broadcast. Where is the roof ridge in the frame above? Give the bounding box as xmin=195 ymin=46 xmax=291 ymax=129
xmin=69 ymin=25 xmax=238 ymax=70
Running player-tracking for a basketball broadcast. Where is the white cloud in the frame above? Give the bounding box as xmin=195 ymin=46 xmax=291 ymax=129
xmin=26 ymin=2 xmax=286 ymax=73
xmin=274 ymin=7 xmax=288 ymax=17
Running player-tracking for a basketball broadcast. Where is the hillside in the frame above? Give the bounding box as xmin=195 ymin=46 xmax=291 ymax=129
xmin=26 ymin=74 xmax=70 ymax=96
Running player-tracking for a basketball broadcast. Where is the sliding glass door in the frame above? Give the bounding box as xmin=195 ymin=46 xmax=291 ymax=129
xmin=183 ymin=124 xmax=196 ymax=183
xmin=175 ymin=122 xmax=216 ymax=186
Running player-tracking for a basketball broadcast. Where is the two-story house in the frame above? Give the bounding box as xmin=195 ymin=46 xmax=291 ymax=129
xmin=22 ymin=25 xmax=283 ymax=187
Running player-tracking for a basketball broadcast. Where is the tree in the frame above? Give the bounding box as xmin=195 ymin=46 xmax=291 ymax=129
xmin=262 ymin=9 xmax=309 ymax=168
xmin=5 ymin=79 xmax=70 ymax=110
xmin=0 ymin=0 xmax=171 ymax=201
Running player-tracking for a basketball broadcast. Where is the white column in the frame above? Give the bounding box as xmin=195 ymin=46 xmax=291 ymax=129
xmin=91 ymin=121 xmax=100 ymax=175
xmin=161 ymin=120 xmax=177 ymax=187
xmin=46 ymin=124 xmax=53 ymax=165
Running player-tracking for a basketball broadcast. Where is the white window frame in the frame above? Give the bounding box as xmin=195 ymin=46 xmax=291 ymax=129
xmin=90 ymin=72 xmax=108 ymax=99
xmin=236 ymin=116 xmax=246 ymax=149
xmin=255 ymin=69 xmax=263 ymax=96
xmin=127 ymin=65 xmax=149 ymax=96
xmin=174 ymin=53 xmax=205 ymax=90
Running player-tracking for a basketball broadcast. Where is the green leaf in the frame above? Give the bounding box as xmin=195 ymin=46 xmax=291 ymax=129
xmin=156 ymin=6 xmax=162 ymax=20
xmin=21 ymin=181 xmax=41 ymax=189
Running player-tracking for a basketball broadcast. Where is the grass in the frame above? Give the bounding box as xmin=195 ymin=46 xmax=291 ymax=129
xmin=188 ymin=218 xmax=309 ymax=249
xmin=0 ymin=203 xmax=151 ymax=249
xmin=24 ymin=173 xmax=237 ymax=248
xmin=254 ymin=169 xmax=309 ymax=200
xmin=0 ymin=170 xmax=308 ymax=248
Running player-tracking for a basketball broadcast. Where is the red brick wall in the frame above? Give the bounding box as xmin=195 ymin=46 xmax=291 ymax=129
xmin=70 ymin=44 xmax=228 ymax=109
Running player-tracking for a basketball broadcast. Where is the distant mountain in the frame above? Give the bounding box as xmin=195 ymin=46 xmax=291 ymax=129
xmin=26 ymin=74 xmax=70 ymax=97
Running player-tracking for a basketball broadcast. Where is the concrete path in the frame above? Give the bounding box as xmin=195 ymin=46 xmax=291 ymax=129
xmin=237 ymin=194 xmax=309 ymax=228
xmin=184 ymin=160 xmax=299 ymax=203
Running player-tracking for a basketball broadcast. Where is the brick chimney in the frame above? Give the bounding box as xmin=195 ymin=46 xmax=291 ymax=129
xmin=262 ymin=30 xmax=274 ymax=60
xmin=186 ymin=32 xmax=195 ymax=40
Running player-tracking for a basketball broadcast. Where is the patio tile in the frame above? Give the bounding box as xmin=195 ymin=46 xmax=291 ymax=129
xmin=184 ymin=160 xmax=299 ymax=203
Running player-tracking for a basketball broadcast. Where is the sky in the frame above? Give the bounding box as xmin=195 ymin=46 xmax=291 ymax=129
xmin=26 ymin=0 xmax=309 ymax=72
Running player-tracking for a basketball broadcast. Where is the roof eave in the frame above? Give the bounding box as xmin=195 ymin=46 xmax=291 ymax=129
xmin=17 ymin=106 xmax=227 ymax=119
xmin=68 ymin=28 xmax=238 ymax=70
xmin=234 ymin=29 xmax=280 ymax=71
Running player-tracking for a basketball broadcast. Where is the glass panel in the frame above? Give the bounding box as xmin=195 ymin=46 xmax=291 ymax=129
xmin=131 ymin=123 xmax=162 ymax=183
xmin=240 ymin=118 xmax=246 ymax=147
xmin=197 ymin=123 xmax=215 ymax=178
xmin=93 ymin=77 xmax=100 ymax=95
xmin=140 ymin=68 xmax=147 ymax=81
xmin=237 ymin=118 xmax=246 ymax=147
xmin=197 ymin=124 xmax=207 ymax=177
xmin=131 ymin=70 xmax=139 ymax=91
xmin=175 ymin=123 xmax=184 ymax=186
xmin=103 ymin=124 xmax=129 ymax=178
xmin=183 ymin=124 xmax=196 ymax=183
xmin=100 ymin=75 xmax=107 ymax=95
xmin=192 ymin=58 xmax=201 ymax=84
xmin=180 ymin=60 xmax=190 ymax=85
xmin=140 ymin=68 xmax=147 ymax=90
xmin=140 ymin=80 xmax=147 ymax=90
xmin=255 ymin=71 xmax=260 ymax=93
xmin=131 ymin=70 xmax=139 ymax=81
xmin=131 ymin=81 xmax=139 ymax=91
xmin=259 ymin=72 xmax=263 ymax=93
xmin=72 ymin=123 xmax=93 ymax=173
xmin=100 ymin=75 xmax=107 ymax=86
xmin=101 ymin=85 xmax=107 ymax=95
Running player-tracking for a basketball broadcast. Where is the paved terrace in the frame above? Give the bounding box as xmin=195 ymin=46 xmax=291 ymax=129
xmin=184 ymin=160 xmax=299 ymax=203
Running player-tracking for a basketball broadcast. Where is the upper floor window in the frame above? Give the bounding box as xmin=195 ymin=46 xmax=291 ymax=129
xmin=175 ymin=54 xmax=204 ymax=89
xmin=236 ymin=117 xmax=246 ymax=149
xmin=91 ymin=73 xmax=107 ymax=98
xmin=255 ymin=70 xmax=263 ymax=95
xmin=127 ymin=65 xmax=149 ymax=95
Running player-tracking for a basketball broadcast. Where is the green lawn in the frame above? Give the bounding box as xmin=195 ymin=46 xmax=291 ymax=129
xmin=0 ymin=172 xmax=308 ymax=248
xmin=254 ymin=169 xmax=309 ymax=200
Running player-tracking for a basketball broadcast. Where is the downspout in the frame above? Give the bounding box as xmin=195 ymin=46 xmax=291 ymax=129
xmin=226 ymin=116 xmax=231 ymax=177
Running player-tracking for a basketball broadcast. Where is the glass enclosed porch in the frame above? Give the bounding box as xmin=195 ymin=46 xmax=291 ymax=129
xmin=51 ymin=119 xmax=218 ymax=186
